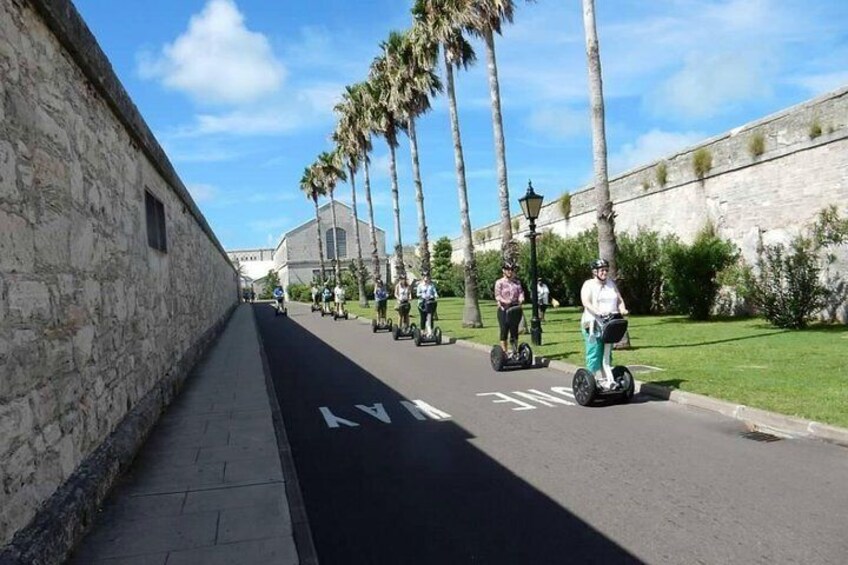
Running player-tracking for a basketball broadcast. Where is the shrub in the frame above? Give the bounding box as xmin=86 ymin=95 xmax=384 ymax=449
xmin=559 ymin=193 xmax=572 ymax=220
xmin=748 ymin=132 xmax=765 ymax=158
xmin=473 ymin=250 xmax=504 ymax=300
xmin=751 ymin=236 xmax=828 ymax=328
xmin=809 ymin=119 xmax=822 ymax=139
xmin=512 ymin=218 xmax=520 ymax=233
xmin=617 ymin=229 xmax=678 ymax=314
xmin=641 ymin=178 xmax=651 ymax=191
xmin=431 ymin=237 xmax=456 ymax=296
xmin=656 ymin=162 xmax=668 ymax=187
xmin=663 ymin=225 xmax=738 ymax=320
xmin=517 ymin=228 xmax=598 ymax=306
xmin=714 ymin=259 xmax=755 ymax=317
xmin=692 ymin=148 xmax=713 ymax=180
xmin=287 ymin=283 xmax=312 ymax=302
xmin=750 ymin=206 xmax=847 ymax=328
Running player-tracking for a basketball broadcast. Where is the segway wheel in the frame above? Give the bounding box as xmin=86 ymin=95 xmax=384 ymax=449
xmin=613 ymin=366 xmax=635 ymax=403
xmin=413 ymin=326 xmax=422 ymax=346
xmin=518 ymin=343 xmax=533 ymax=368
xmin=434 ymin=327 xmax=442 ymax=345
xmin=573 ymin=368 xmax=597 ymax=406
xmin=392 ymin=326 xmax=399 ymax=341
xmin=490 ymin=346 xmax=505 ymax=372
xmin=387 ymin=319 xmax=393 ymax=331
xmin=372 ymin=319 xmax=377 ymax=333
xmin=344 ymin=312 xmax=349 ymax=320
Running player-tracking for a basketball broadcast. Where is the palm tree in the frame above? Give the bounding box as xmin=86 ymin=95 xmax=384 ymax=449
xmin=583 ymin=0 xmax=627 ymax=348
xmin=369 ymin=50 xmax=407 ymax=280
xmin=333 ymin=91 xmax=369 ymax=306
xmin=299 ymin=165 xmax=327 ymax=284
xmin=413 ymin=0 xmax=482 ymax=328
xmin=582 ymin=0 xmax=617 ymax=275
xmin=356 ymin=81 xmax=382 ymax=281
xmin=467 ymin=0 xmax=532 ymax=265
xmin=384 ymin=28 xmax=443 ymax=275
xmin=317 ymin=150 xmax=347 ymax=284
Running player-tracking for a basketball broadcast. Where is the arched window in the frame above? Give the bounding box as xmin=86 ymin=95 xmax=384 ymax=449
xmin=325 ymin=228 xmax=347 ymax=259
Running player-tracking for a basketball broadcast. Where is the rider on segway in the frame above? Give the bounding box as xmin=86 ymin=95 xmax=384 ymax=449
xmin=393 ymin=275 xmax=413 ymax=339
xmin=415 ymin=272 xmax=438 ymax=331
xmin=321 ymin=283 xmax=333 ymax=316
xmin=310 ymin=283 xmax=320 ymax=311
xmin=333 ymin=280 xmax=347 ymax=319
xmin=495 ymin=262 xmax=524 ymax=356
xmin=374 ymin=278 xmax=390 ymax=327
xmin=580 ymin=258 xmax=629 ymax=390
xmin=272 ymin=284 xmax=286 ymax=316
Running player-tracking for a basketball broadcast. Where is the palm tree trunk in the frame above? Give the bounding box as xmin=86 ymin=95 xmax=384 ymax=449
xmin=388 ymin=139 xmax=406 ymax=280
xmin=444 ymin=51 xmax=482 ymax=328
xmin=582 ymin=0 xmax=617 ymax=276
xmin=348 ymin=164 xmax=368 ymax=306
xmin=483 ymin=27 xmax=514 ymax=264
xmin=363 ymin=152 xmax=381 ymax=281
xmin=408 ymin=117 xmax=431 ymax=274
xmin=584 ymin=0 xmax=628 ymax=348
xmin=329 ymin=190 xmax=341 ymax=283
xmin=313 ymin=196 xmax=326 ymax=283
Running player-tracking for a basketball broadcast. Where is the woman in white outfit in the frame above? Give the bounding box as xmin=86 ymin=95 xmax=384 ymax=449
xmin=580 ymin=259 xmax=628 ymax=389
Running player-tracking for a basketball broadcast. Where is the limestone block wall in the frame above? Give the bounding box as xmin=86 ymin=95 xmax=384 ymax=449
xmin=451 ymin=86 xmax=848 ymax=304
xmin=0 ymin=0 xmax=237 ymax=554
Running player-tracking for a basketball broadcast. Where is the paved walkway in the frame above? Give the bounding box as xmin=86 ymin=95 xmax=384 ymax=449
xmin=68 ymin=305 xmax=299 ymax=565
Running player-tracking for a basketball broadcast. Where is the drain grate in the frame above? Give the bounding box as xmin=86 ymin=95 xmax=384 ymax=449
xmin=740 ymin=430 xmax=782 ymax=442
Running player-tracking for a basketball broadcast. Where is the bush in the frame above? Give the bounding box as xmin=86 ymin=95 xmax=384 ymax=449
xmin=692 ymin=148 xmax=713 ymax=179
xmin=656 ymin=162 xmax=668 ymax=187
xmin=663 ymin=225 xmax=738 ymax=320
xmin=431 ymin=237 xmax=455 ymax=296
xmin=474 ymin=250 xmax=504 ymax=300
xmin=288 ymin=283 xmax=312 ymax=302
xmin=517 ymin=228 xmax=597 ymax=306
xmin=751 ymin=236 xmax=829 ymax=328
xmin=617 ymin=229 xmax=677 ymax=314
xmin=748 ymin=132 xmax=765 ymax=158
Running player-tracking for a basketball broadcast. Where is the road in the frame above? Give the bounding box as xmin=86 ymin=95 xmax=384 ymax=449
xmin=255 ymin=303 xmax=848 ymax=564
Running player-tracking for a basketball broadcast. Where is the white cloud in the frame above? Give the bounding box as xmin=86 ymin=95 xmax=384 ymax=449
xmin=649 ymin=52 xmax=773 ymax=119
xmin=187 ymin=183 xmax=218 ymax=203
xmin=609 ymin=129 xmax=705 ymax=175
xmin=526 ymin=105 xmax=589 ymax=140
xmin=138 ymin=0 xmax=284 ymax=105
xmin=792 ymin=71 xmax=848 ymax=96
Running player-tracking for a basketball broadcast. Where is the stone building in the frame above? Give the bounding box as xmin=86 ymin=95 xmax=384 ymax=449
xmin=272 ymin=201 xmax=387 ymax=288
xmin=226 ymin=248 xmax=274 ymax=296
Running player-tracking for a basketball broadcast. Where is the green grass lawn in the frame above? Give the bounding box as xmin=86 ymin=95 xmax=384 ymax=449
xmin=336 ymin=297 xmax=848 ymax=428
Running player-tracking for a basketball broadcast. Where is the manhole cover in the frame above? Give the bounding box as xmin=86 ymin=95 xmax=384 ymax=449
xmin=740 ymin=430 xmax=782 ymax=442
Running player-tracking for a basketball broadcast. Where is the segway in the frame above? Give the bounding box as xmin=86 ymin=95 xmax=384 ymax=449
xmin=274 ymin=298 xmax=287 ymax=317
xmin=372 ymin=318 xmax=393 ymax=333
xmin=320 ymin=296 xmax=332 ymax=317
xmin=332 ymin=300 xmax=349 ymax=321
xmin=572 ymin=314 xmax=635 ymax=406
xmin=490 ymin=306 xmax=532 ymax=371
xmin=392 ymin=301 xmax=415 ymax=340
xmin=413 ymin=298 xmax=442 ymax=346
xmin=310 ymin=296 xmax=321 ymax=312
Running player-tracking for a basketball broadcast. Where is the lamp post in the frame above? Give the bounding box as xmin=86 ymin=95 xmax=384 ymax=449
xmin=519 ymin=181 xmax=544 ymax=346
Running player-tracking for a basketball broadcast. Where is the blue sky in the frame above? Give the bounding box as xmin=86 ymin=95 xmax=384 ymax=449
xmin=73 ymin=0 xmax=848 ymax=252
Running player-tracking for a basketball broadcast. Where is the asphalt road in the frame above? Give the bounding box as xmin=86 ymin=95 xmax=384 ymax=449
xmin=255 ymin=303 xmax=848 ymax=565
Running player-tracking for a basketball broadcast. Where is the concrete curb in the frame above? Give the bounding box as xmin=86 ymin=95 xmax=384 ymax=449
xmin=345 ymin=309 xmax=848 ymax=449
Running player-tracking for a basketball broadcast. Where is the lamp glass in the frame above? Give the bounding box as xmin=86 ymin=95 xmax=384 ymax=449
xmin=519 ymin=191 xmax=544 ymax=221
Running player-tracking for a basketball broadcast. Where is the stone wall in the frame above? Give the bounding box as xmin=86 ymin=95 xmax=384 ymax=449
xmin=452 ymin=86 xmax=848 ymax=319
xmin=0 ymin=0 xmax=238 ymax=559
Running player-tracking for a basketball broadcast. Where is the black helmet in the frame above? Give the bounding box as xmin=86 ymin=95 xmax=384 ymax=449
xmin=502 ymin=262 xmax=516 ymax=270
xmin=590 ymin=258 xmax=609 ymax=270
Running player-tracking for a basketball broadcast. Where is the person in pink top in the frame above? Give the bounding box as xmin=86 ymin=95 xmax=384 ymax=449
xmin=494 ymin=262 xmax=525 ymax=355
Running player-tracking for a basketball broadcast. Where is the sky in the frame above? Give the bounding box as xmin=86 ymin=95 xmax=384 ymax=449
xmin=72 ymin=0 xmax=848 ymax=253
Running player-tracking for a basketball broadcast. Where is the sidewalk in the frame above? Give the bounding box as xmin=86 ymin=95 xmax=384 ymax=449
xmin=68 ymin=305 xmax=300 ymax=565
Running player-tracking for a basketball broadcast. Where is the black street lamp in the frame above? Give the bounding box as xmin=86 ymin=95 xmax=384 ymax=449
xmin=518 ymin=180 xmax=544 ymax=346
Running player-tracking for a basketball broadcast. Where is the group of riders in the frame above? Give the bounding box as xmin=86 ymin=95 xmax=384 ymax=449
xmin=305 ymin=271 xmax=440 ymax=331
xmin=270 ymin=257 xmax=626 ymax=389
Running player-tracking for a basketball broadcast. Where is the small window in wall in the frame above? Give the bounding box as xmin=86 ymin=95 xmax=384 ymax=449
xmin=145 ymin=190 xmax=167 ymax=252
